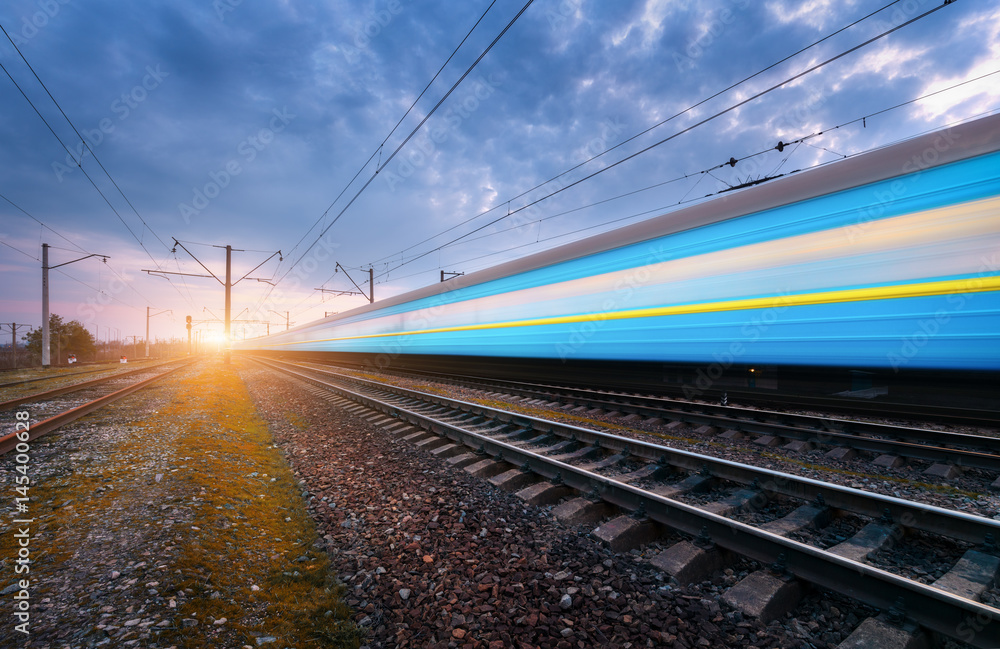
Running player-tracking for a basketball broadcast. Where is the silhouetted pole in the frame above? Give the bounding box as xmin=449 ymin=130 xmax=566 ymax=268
xmin=145 ymin=307 xmax=171 ymax=358
xmin=41 ymin=243 xmax=108 ymax=367
xmin=369 ymin=267 xmax=374 ymax=303
xmin=5 ymin=324 xmax=30 ymax=368
xmin=225 ymin=245 xmax=232 ymax=364
xmin=41 ymin=243 xmax=49 ymax=366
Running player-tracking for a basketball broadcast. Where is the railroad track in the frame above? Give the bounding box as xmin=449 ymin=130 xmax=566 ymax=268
xmin=0 ymin=358 xmax=183 ymax=394
xmin=0 ymin=359 xmax=197 ymax=455
xmin=255 ymin=356 xmax=1000 ymax=647
xmin=0 ymin=366 xmax=113 ymax=389
xmin=295 ymin=358 xmax=1000 ymax=429
xmin=290 ymin=359 xmax=1000 ymax=477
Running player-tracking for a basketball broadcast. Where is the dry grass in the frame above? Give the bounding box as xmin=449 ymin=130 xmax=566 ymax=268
xmin=150 ymin=359 xmax=361 ymax=648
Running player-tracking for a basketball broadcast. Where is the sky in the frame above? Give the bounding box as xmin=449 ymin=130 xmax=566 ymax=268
xmin=0 ymin=0 xmax=998 ymax=346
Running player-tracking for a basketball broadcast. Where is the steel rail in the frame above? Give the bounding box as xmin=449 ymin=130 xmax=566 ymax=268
xmin=256 ymin=357 xmax=1000 ymax=647
xmin=0 ymin=360 xmax=195 ymax=455
xmin=296 ymin=360 xmax=1000 ymax=471
xmin=0 ymin=359 xmax=193 ymax=411
xmin=0 ymin=366 xmax=115 ymax=389
xmin=303 ymin=358 xmax=1000 ymax=428
xmin=457 ymin=373 xmax=1000 ymax=428
xmin=265 ymin=358 xmax=1000 ymax=545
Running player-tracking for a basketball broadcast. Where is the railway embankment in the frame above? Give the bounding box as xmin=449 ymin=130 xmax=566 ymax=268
xmin=0 ymin=358 xmax=358 ymax=649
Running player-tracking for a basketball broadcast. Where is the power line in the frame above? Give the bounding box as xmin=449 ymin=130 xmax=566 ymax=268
xmin=367 ymin=0 xmax=910 ymax=268
xmin=0 ymin=239 xmax=40 ymax=261
xmin=374 ymin=0 xmax=956 ymax=280
xmin=376 ymin=76 xmax=1000 ymax=285
xmin=0 ymin=22 xmax=171 ymax=253
xmin=0 ymin=191 xmax=88 ymax=254
xmin=0 ymin=191 xmax=179 ymax=312
xmin=278 ymin=0 xmax=502 ymax=271
xmin=264 ymin=0 xmax=537 ymax=303
xmin=0 ymin=58 xmax=146 ymax=253
xmin=0 ymin=46 xmax=197 ymax=310
xmin=52 ymin=268 xmax=141 ymax=310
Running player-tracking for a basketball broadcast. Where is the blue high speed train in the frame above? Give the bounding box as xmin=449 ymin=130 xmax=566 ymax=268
xmin=238 ymin=114 xmax=1000 ymax=398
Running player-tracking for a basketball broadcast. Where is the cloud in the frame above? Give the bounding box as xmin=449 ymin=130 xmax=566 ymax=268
xmin=765 ymin=0 xmax=856 ymax=32
xmin=910 ymin=6 xmax=1000 ymax=123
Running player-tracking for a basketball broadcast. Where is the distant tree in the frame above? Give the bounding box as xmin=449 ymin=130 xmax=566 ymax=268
xmin=23 ymin=315 xmax=97 ymax=363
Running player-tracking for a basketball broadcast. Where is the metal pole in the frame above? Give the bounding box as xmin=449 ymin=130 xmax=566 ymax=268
xmin=42 ymin=243 xmax=50 ymax=366
xmin=225 ymin=245 xmax=232 ymax=364
xmin=285 ymin=311 xmax=289 ymax=331
xmin=10 ymin=324 xmax=16 ymax=370
xmin=369 ymin=267 xmax=374 ymax=303
xmin=145 ymin=307 xmax=150 ymax=358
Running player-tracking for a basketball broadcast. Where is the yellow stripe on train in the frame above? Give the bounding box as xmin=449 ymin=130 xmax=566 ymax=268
xmin=273 ymin=274 xmax=1000 ymax=346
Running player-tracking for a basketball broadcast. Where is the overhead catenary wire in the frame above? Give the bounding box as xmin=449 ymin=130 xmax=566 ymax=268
xmin=0 ymin=23 xmax=171 ymax=254
xmin=0 ymin=50 xmax=197 ymax=310
xmin=52 ymin=268 xmax=141 ymax=310
xmin=262 ymin=0 xmax=537 ymax=307
xmin=372 ymin=72 xmax=1000 ymax=284
xmin=367 ymin=0 xmax=912 ymax=268
xmin=0 ymin=191 xmax=89 ymax=254
xmin=0 ymin=57 xmax=145 ymax=248
xmin=277 ymin=0 xmax=502 ymax=269
xmin=373 ymin=0 xmax=958 ymax=280
xmin=0 ymin=239 xmax=40 ymax=261
xmin=0 ymin=192 xmax=167 ymax=310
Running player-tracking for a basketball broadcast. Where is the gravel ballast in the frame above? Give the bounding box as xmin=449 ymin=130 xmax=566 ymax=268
xmin=1 ymin=356 xmax=980 ymax=648
xmin=242 ymin=362 xmax=883 ymax=649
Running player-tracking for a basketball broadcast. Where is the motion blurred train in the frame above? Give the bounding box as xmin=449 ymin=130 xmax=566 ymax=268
xmin=237 ymin=114 xmax=1000 ymax=405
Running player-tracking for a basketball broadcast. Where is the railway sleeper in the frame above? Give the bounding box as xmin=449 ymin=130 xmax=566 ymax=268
xmin=837 ymin=616 xmax=929 ymax=649
xmin=520 ymin=431 xmax=557 ymax=447
xmin=616 ymin=462 xmax=666 ymax=484
xmin=581 ymin=451 xmax=630 ymax=471
xmin=494 ymin=427 xmax=536 ymax=442
xmin=650 ymin=539 xmax=732 ymax=585
xmin=515 ymin=480 xmax=576 ymax=507
xmin=541 ymin=438 xmax=579 ymax=455
xmin=761 ymin=502 xmax=831 ymax=536
xmin=931 ymin=549 xmax=1000 ymax=602
xmin=278 ymin=365 xmax=1000 ymax=647
xmin=549 ymin=444 xmax=604 ymax=463
xmin=445 ymin=452 xmax=481 ymax=470
xmin=552 ymin=497 xmax=616 ymax=526
xmin=428 ymin=442 xmax=464 ymax=459
xmin=489 ymin=468 xmax=542 ymax=493
xmin=723 ymin=568 xmax=802 ymax=623
xmin=648 ymin=472 xmax=715 ymax=498
xmin=698 ymin=487 xmax=765 ymax=517
xmin=827 ymin=522 xmax=899 ymax=562
xmin=592 ymin=514 xmax=661 ymax=553
xmin=463 ymin=457 xmax=509 ymax=479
